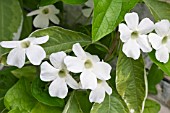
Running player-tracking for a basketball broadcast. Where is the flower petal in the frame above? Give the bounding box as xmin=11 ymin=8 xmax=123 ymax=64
xmin=82 ymin=8 xmax=93 ymax=17
xmin=27 ymin=9 xmax=41 ymax=16
xmin=118 ymin=23 xmax=131 ymax=42
xmin=138 ymin=18 xmax=154 ymax=34
xmin=93 ymin=62 xmax=111 ymax=80
xmin=29 ymin=35 xmax=49 ymax=45
xmin=102 ymin=81 xmax=112 ymax=95
xmin=148 ymin=33 xmax=162 ymax=50
xmin=49 ymin=14 xmax=60 ymax=24
xmin=26 ymin=45 xmax=46 ymax=65
xmin=166 ymin=40 xmax=170 ymax=52
xmin=66 ymin=74 xmax=79 ymax=89
xmin=0 ymin=41 xmax=20 ymax=48
xmin=122 ymin=39 xmax=140 ymax=60
xmin=33 ymin=14 xmax=49 ymax=28
xmin=155 ymin=20 xmax=170 ymax=36
xmin=80 ymin=70 xmax=97 ymax=90
xmin=48 ymin=5 xmax=59 ymax=14
xmin=7 ymin=48 xmax=25 ymax=68
xmin=73 ymin=43 xmax=87 ymax=59
xmin=125 ymin=12 xmax=139 ymax=30
xmin=49 ymin=78 xmax=68 ymax=98
xmin=137 ymin=35 xmax=152 ymax=52
xmin=40 ymin=61 xmax=58 ymax=82
xmin=155 ymin=46 xmax=169 ymax=63
xmin=89 ymin=87 xmax=105 ymax=103
xmin=64 ymin=56 xmax=84 ymax=73
xmin=50 ymin=51 xmax=66 ymax=69
xmin=85 ymin=52 xmax=100 ymax=62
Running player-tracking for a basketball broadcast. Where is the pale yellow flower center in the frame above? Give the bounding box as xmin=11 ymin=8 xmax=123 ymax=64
xmin=84 ymin=59 xmax=93 ymax=69
xmin=131 ymin=31 xmax=139 ymax=39
xmin=97 ymin=79 xmax=102 ymax=84
xmin=58 ymin=69 xmax=67 ymax=78
xmin=42 ymin=8 xmax=49 ymax=14
xmin=21 ymin=41 xmax=30 ymax=48
xmin=162 ymin=36 xmax=168 ymax=44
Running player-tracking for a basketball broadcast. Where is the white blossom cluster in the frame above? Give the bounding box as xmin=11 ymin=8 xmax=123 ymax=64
xmin=0 ymin=38 xmax=112 ymax=103
xmin=40 ymin=43 xmax=112 ymax=103
xmin=119 ymin=12 xmax=170 ymax=63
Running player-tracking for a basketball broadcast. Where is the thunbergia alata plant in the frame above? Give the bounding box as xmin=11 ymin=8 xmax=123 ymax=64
xmin=0 ymin=0 xmax=170 ymax=113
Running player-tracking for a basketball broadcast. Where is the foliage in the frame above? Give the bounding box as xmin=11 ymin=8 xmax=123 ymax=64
xmin=0 ymin=0 xmax=169 ymax=112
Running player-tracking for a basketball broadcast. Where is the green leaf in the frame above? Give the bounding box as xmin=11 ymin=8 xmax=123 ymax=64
xmin=31 ymin=102 xmax=62 ymax=113
xmin=20 ymin=11 xmax=32 ymax=40
xmin=19 ymin=0 xmax=40 ymax=9
xmin=92 ymin=0 xmax=138 ymax=42
xmin=39 ymin=0 xmax=60 ymax=6
xmin=0 ymin=0 xmax=23 ymax=56
xmin=116 ymin=50 xmax=147 ymax=113
xmin=30 ymin=26 xmax=91 ymax=56
xmin=148 ymin=51 xmax=170 ymax=76
xmin=62 ymin=0 xmax=87 ymax=4
xmin=63 ymin=91 xmax=92 ymax=113
xmin=8 ymin=108 xmax=22 ymax=113
xmin=143 ymin=99 xmax=160 ymax=113
xmin=11 ymin=66 xmax=37 ymax=81
xmin=0 ymin=53 xmax=7 ymax=65
xmin=0 ymin=67 xmax=18 ymax=98
xmin=0 ymin=67 xmax=18 ymax=112
xmin=31 ymin=77 xmax=64 ymax=107
xmin=86 ymin=43 xmax=109 ymax=60
xmin=4 ymin=78 xmax=37 ymax=112
xmin=143 ymin=0 xmax=170 ymax=21
xmin=147 ymin=64 xmax=164 ymax=94
xmin=90 ymin=90 xmax=129 ymax=113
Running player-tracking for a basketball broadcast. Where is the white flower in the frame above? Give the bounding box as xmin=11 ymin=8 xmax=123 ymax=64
xmin=82 ymin=0 xmax=93 ymax=17
xmin=0 ymin=36 xmax=49 ymax=68
xmin=64 ymin=43 xmax=111 ymax=90
xmin=40 ymin=51 xmax=79 ymax=98
xmin=89 ymin=80 xmax=112 ymax=103
xmin=148 ymin=20 xmax=170 ymax=63
xmin=119 ymin=12 xmax=154 ymax=59
xmin=27 ymin=5 xmax=60 ymax=28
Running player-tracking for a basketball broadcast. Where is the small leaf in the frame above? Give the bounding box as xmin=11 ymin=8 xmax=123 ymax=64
xmin=0 ymin=0 xmax=23 ymax=56
xmin=0 ymin=67 xmax=18 ymax=112
xmin=116 ymin=50 xmax=147 ymax=113
xmin=143 ymin=0 xmax=170 ymax=21
xmin=11 ymin=66 xmax=37 ymax=81
xmin=147 ymin=64 xmax=164 ymax=94
xmin=148 ymin=51 xmax=170 ymax=76
xmin=31 ymin=102 xmax=62 ymax=113
xmin=92 ymin=0 xmax=138 ymax=42
xmin=143 ymin=99 xmax=160 ymax=113
xmin=8 ymin=108 xmax=22 ymax=113
xmin=0 ymin=53 xmax=8 ymax=66
xmin=4 ymin=78 xmax=37 ymax=112
xmin=90 ymin=90 xmax=129 ymax=113
xmin=62 ymin=0 xmax=87 ymax=4
xmin=63 ymin=91 xmax=92 ymax=113
xmin=30 ymin=26 xmax=91 ymax=56
xmin=31 ymin=77 xmax=64 ymax=107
